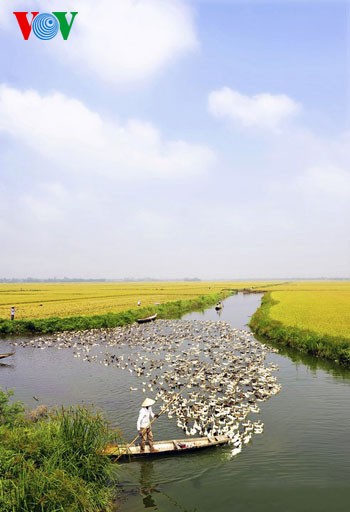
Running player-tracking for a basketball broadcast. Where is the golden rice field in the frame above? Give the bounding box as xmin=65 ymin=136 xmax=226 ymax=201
xmin=268 ymin=282 xmax=350 ymax=339
xmin=0 ymin=281 xmax=276 ymax=321
xmin=1 ymin=281 xmax=349 ymax=343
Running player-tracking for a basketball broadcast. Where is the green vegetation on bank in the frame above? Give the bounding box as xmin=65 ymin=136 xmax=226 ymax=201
xmin=0 ymin=291 xmax=233 ymax=336
xmin=250 ymin=293 xmax=350 ymax=368
xmin=0 ymin=389 xmax=119 ymax=511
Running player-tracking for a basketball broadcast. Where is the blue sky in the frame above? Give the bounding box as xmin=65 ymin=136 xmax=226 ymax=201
xmin=0 ymin=0 xmax=349 ymax=279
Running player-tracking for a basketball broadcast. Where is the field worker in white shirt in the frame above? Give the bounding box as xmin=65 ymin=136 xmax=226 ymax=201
xmin=137 ymin=398 xmax=159 ymax=453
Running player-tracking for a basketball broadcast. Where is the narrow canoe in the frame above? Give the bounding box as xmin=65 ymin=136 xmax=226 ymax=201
xmin=103 ymin=435 xmax=230 ymax=459
xmin=136 ymin=313 xmax=157 ymax=324
xmin=0 ymin=352 xmax=15 ymax=360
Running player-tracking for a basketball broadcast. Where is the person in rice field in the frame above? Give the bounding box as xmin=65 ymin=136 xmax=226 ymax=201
xmin=137 ymin=398 xmax=159 ymax=453
xmin=10 ymin=306 xmax=15 ymax=321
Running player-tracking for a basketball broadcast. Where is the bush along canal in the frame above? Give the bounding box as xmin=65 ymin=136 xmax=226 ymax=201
xmin=250 ymin=292 xmax=350 ymax=368
xmin=1 ymin=293 xmax=350 ymax=511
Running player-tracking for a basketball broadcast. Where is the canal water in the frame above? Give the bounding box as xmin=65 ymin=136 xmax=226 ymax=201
xmin=1 ymin=293 xmax=350 ymax=511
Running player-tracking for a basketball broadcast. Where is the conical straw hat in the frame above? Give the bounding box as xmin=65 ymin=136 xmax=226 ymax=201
xmin=142 ymin=398 xmax=155 ymax=407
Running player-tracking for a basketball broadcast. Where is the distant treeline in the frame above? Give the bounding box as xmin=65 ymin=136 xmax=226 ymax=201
xmin=0 ymin=277 xmax=202 ymax=283
xmin=0 ymin=278 xmax=107 ymax=283
xmin=1 ymin=277 xmax=349 ymax=284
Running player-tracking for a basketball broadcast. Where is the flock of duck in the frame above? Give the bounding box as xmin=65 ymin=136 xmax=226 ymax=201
xmin=12 ymin=317 xmax=281 ymax=457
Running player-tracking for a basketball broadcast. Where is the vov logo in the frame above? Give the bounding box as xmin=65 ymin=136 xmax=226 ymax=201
xmin=13 ymin=12 xmax=78 ymax=40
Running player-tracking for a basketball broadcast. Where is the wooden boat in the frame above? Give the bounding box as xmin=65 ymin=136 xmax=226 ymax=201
xmin=0 ymin=352 xmax=15 ymax=360
xmin=103 ymin=435 xmax=229 ymax=459
xmin=136 ymin=313 xmax=157 ymax=324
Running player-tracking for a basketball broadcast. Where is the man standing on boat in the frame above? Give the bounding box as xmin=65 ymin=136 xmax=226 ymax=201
xmin=137 ymin=398 xmax=158 ymax=453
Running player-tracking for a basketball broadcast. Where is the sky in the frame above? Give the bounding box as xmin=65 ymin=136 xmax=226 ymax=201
xmin=0 ymin=0 xmax=349 ymax=279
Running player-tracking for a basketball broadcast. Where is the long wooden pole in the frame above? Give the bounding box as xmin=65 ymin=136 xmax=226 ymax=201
xmin=114 ymin=390 xmax=186 ymax=461
xmin=115 ymin=370 xmax=204 ymax=461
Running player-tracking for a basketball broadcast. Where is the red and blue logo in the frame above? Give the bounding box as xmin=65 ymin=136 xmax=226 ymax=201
xmin=13 ymin=12 xmax=78 ymax=40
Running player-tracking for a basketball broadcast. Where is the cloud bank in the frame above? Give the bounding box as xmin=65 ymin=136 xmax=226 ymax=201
xmin=0 ymin=84 xmax=215 ymax=180
xmin=208 ymin=87 xmax=301 ymax=130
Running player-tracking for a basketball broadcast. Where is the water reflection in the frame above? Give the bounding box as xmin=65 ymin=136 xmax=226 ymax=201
xmin=0 ymin=362 xmax=14 ymax=369
xmin=136 ymin=459 xmax=199 ymax=511
xmin=183 ymin=293 xmax=261 ymax=329
xmin=262 ymin=337 xmax=350 ymax=381
xmin=138 ymin=461 xmax=160 ymax=508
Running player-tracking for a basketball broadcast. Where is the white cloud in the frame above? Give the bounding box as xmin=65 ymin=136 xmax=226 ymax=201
xmin=195 ymin=0 xmax=330 ymax=4
xmin=208 ymin=87 xmax=301 ymax=130
xmin=297 ymin=165 xmax=350 ymax=200
xmin=22 ymin=183 xmax=69 ymax=222
xmin=131 ymin=209 xmax=176 ymax=240
xmin=0 ymin=84 xmax=215 ymax=180
xmin=8 ymin=0 xmax=198 ymax=84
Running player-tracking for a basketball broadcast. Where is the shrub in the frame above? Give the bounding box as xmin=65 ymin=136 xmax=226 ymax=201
xmin=0 ymin=389 xmax=25 ymax=427
xmin=0 ymin=389 xmax=119 ymax=511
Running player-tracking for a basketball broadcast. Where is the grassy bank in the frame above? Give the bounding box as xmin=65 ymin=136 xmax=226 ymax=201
xmin=0 ymin=389 xmax=119 ymax=511
xmin=250 ymin=293 xmax=350 ymax=368
xmin=0 ymin=291 xmax=232 ymax=336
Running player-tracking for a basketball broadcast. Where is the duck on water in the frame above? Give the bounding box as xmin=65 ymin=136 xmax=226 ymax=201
xmin=12 ymin=319 xmax=280 ymax=460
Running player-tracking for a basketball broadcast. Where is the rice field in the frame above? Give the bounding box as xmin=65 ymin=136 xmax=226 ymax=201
xmin=3 ymin=280 xmax=348 ymax=343
xmin=0 ymin=281 xmax=276 ymax=321
xmin=268 ymin=282 xmax=350 ymax=340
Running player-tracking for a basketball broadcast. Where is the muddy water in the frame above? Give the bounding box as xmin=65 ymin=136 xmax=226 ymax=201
xmin=1 ymin=293 xmax=350 ymax=511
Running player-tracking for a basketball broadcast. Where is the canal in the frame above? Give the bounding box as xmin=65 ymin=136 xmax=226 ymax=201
xmin=1 ymin=293 xmax=350 ymax=511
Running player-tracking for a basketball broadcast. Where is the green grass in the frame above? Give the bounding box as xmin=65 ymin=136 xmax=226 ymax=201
xmin=250 ymin=293 xmax=350 ymax=368
xmin=0 ymin=389 xmax=120 ymax=511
